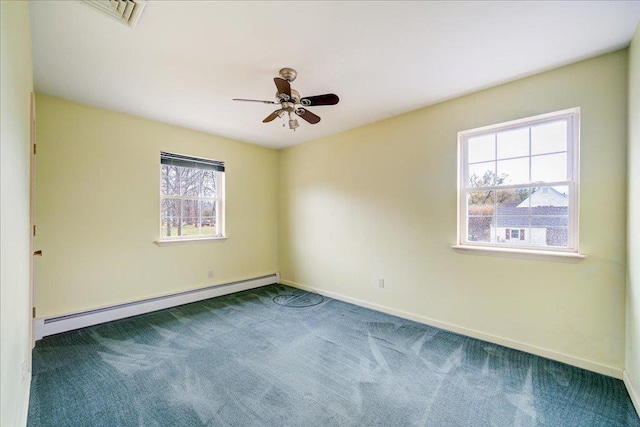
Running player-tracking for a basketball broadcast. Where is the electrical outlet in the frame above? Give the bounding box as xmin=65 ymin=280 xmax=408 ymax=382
xmin=377 ymin=278 xmax=385 ymax=288
xmin=208 ymin=270 xmax=214 ymax=279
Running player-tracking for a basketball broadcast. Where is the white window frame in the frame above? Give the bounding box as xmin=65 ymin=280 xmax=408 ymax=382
xmin=157 ymin=152 xmax=226 ymax=244
xmin=455 ymin=108 xmax=583 ymax=258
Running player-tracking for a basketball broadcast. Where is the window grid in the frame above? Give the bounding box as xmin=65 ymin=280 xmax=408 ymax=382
xmin=458 ymin=108 xmax=579 ymax=252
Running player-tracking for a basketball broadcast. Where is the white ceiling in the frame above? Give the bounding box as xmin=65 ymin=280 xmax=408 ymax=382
xmin=29 ymin=1 xmax=640 ymax=149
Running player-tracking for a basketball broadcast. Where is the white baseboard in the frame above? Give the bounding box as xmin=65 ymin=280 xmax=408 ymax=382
xmin=281 ymin=279 xmax=623 ymax=379
xmin=34 ymin=274 xmax=278 ymax=340
xmin=624 ymin=370 xmax=640 ymax=418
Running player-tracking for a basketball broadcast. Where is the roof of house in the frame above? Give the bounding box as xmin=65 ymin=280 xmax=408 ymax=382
xmin=493 ymin=187 xmax=569 ymax=228
xmin=493 ymin=208 xmax=569 ymax=228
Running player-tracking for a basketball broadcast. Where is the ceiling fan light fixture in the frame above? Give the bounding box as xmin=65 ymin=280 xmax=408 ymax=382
xmin=288 ymin=117 xmax=300 ymax=130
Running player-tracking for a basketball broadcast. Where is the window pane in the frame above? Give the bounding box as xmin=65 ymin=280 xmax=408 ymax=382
xmin=529 ymin=186 xmax=569 ymax=247
xmin=468 ymin=161 xmax=495 ymax=187
xmin=496 ymin=188 xmax=530 ymax=244
xmin=545 ymin=227 xmax=569 ymax=247
xmin=496 ymin=189 xmax=530 ymax=214
xmin=161 ymin=218 xmax=181 ymax=237
xmin=181 ymin=168 xmax=204 ymax=197
xmin=467 ymin=190 xmax=494 ymax=214
xmin=467 ymin=134 xmax=495 ymax=163
xmin=180 ymin=218 xmax=200 ymax=236
xmin=200 ymin=170 xmax=216 ymax=197
xmin=531 ymin=153 xmax=567 ymax=183
xmin=201 ymin=200 xmax=215 ymax=217
xmin=496 ymin=157 xmax=529 ymax=186
xmin=497 ymin=128 xmax=529 ymax=159
xmin=161 ymin=199 xmax=170 ymax=219
xmin=531 ymin=120 xmax=567 ymax=155
xmin=182 ymin=199 xmax=200 ymax=219
xmin=161 ymin=165 xmax=180 ymax=196
xmin=467 ymin=217 xmax=494 ymax=242
xmin=467 ymin=190 xmax=494 ymax=242
xmin=496 ymin=187 xmax=530 ymax=210
xmin=200 ymin=217 xmax=216 ymax=235
xmin=530 ymin=215 xmax=569 ymax=247
xmin=493 ymin=188 xmax=531 ymax=245
xmin=162 ymin=198 xmax=181 ymax=219
xmin=200 ymin=201 xmax=216 ymax=235
xmin=495 ymin=216 xmax=529 ymax=244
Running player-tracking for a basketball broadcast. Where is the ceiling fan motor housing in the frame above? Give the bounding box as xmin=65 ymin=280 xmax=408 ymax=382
xmin=276 ymin=89 xmax=300 ymax=104
xmin=276 ymin=89 xmax=300 ymax=103
xmin=281 ymin=101 xmax=295 ymax=113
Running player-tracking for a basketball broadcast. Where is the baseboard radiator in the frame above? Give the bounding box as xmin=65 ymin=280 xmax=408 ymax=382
xmin=33 ymin=273 xmax=279 ymax=341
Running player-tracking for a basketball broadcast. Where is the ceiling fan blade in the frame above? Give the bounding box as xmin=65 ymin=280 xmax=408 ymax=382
xmin=233 ymin=98 xmax=278 ymax=104
xmin=295 ymin=108 xmax=321 ymax=124
xmin=274 ymin=77 xmax=292 ymax=98
xmin=300 ymin=93 xmax=339 ymax=106
xmin=263 ymin=109 xmax=283 ymax=123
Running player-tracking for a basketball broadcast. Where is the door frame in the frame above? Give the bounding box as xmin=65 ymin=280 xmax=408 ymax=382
xmin=29 ymin=92 xmax=37 ymax=350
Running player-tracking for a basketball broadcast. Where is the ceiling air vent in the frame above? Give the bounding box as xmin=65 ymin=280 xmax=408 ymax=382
xmin=81 ymin=0 xmax=146 ymax=28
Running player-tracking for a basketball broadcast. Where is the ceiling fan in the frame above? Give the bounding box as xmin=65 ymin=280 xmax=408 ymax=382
xmin=233 ymin=68 xmax=339 ymax=130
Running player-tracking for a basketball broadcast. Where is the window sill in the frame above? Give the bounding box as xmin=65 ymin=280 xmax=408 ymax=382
xmin=155 ymin=236 xmax=228 ymax=246
xmin=451 ymin=245 xmax=587 ymax=263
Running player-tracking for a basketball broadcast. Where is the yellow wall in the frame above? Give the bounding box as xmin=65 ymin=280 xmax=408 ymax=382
xmin=279 ymin=50 xmax=628 ymax=376
xmin=626 ymin=23 xmax=640 ymax=411
xmin=32 ymin=44 xmax=633 ymax=387
xmin=35 ymin=95 xmax=278 ymax=318
xmin=1 ymin=1 xmax=34 ymax=425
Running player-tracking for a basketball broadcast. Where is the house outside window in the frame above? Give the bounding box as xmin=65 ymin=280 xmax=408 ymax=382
xmin=457 ymin=108 xmax=580 ymax=253
xmin=160 ymin=152 xmax=225 ymax=240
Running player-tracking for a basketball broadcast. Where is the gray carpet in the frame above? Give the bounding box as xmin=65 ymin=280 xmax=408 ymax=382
xmin=28 ymin=284 xmax=639 ymax=426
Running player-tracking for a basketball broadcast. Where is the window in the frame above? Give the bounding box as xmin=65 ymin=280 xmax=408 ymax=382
xmin=160 ymin=152 xmax=225 ymax=240
xmin=457 ymin=108 xmax=579 ymax=253
xmin=505 ymin=229 xmax=526 ymax=241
